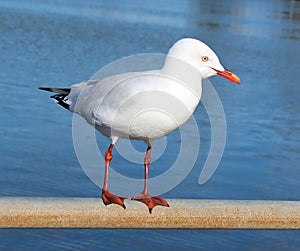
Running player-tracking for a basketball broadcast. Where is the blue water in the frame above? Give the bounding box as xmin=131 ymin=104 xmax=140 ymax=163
xmin=1 ymin=0 xmax=300 ymax=250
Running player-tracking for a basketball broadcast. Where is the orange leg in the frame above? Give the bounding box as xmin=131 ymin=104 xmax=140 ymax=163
xmin=101 ymin=143 xmax=127 ymax=209
xmin=131 ymin=146 xmax=169 ymax=213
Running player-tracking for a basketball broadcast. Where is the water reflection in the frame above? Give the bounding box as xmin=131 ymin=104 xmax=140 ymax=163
xmin=289 ymin=0 xmax=300 ymax=19
xmin=188 ymin=0 xmax=300 ymax=40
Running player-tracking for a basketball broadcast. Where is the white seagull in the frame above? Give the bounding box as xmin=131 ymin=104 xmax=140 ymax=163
xmin=40 ymin=38 xmax=240 ymax=213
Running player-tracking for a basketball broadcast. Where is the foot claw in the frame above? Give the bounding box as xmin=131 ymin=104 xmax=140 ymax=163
xmin=131 ymin=194 xmax=169 ymax=213
xmin=102 ymin=190 xmax=127 ymax=209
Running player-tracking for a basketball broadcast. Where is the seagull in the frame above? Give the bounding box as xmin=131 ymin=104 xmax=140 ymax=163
xmin=39 ymin=38 xmax=240 ymax=213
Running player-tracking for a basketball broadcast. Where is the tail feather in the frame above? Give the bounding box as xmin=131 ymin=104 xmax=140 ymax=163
xmin=39 ymin=87 xmax=71 ymax=110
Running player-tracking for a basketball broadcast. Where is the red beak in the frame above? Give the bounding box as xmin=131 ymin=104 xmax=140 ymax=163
xmin=213 ymin=68 xmax=240 ymax=84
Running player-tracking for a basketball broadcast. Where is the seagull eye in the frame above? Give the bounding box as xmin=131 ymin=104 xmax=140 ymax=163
xmin=201 ymin=56 xmax=209 ymax=62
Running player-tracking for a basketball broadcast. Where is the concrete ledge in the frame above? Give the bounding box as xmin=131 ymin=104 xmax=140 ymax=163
xmin=0 ymin=197 xmax=299 ymax=229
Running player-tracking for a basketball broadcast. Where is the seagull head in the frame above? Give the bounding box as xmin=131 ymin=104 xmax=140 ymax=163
xmin=166 ymin=38 xmax=240 ymax=84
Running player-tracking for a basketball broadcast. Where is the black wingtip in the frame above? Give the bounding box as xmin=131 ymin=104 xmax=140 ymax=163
xmin=39 ymin=87 xmax=52 ymax=92
xmin=39 ymin=87 xmax=71 ymax=94
xmin=39 ymin=87 xmax=71 ymax=110
xmin=51 ymin=94 xmax=70 ymax=110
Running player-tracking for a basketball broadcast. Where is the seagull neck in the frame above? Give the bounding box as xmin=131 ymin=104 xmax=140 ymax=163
xmin=162 ymin=56 xmax=203 ymax=95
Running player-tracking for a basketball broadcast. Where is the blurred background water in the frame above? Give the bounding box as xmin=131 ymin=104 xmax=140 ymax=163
xmin=1 ymin=0 xmax=300 ymax=250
